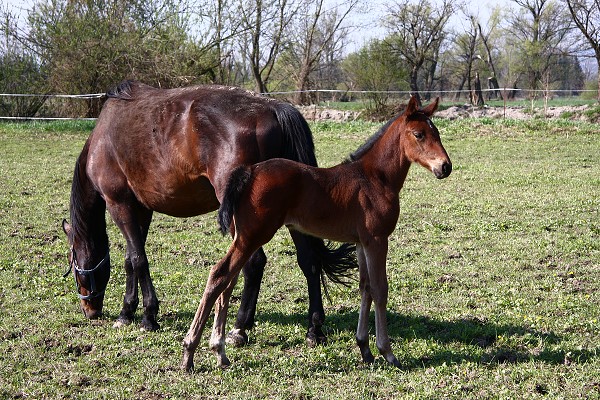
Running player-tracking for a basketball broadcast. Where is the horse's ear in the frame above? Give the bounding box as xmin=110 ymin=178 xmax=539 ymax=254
xmin=422 ymin=97 xmax=439 ymax=117
xmin=62 ymin=219 xmax=72 ymax=236
xmin=405 ymin=96 xmax=419 ymax=116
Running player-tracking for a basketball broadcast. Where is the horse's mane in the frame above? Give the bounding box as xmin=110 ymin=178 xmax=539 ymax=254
xmin=69 ymin=155 xmax=108 ymax=248
xmin=106 ymin=80 xmax=157 ymax=101
xmin=69 ymin=158 xmax=91 ymax=240
xmin=344 ymin=114 xmax=401 ymax=163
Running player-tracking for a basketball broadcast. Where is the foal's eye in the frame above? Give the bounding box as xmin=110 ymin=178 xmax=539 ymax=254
xmin=413 ymin=131 xmax=425 ymax=140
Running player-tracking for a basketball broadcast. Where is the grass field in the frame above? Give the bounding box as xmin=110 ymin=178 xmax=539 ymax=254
xmin=0 ymin=117 xmax=599 ymax=399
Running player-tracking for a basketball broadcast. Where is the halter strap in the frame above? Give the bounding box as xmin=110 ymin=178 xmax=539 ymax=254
xmin=64 ymin=248 xmax=110 ymax=300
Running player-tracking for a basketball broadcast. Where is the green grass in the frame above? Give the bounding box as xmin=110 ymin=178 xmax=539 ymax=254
xmin=1 ymin=117 xmax=599 ymax=399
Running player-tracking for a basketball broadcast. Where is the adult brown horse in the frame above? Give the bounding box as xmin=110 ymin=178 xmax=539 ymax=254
xmin=62 ymin=80 xmax=356 ymax=345
xmin=181 ymin=96 xmax=452 ymax=371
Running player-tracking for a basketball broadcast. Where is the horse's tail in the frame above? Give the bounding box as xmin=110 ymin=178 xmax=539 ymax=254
xmin=306 ymin=236 xmax=357 ymax=299
xmin=273 ymin=102 xmax=318 ymax=167
xmin=218 ymin=165 xmax=252 ymax=235
xmin=273 ymin=102 xmax=357 ymax=291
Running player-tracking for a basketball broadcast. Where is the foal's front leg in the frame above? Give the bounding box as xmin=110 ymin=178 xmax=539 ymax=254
xmin=364 ymin=239 xmax=400 ymax=367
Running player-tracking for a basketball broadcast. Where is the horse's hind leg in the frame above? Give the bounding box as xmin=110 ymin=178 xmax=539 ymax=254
xmin=114 ymin=209 xmax=153 ymax=328
xmin=290 ymin=231 xmax=326 ymax=346
xmin=226 ymin=248 xmax=267 ymax=347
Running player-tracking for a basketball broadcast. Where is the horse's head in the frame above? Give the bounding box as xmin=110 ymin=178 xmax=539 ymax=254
xmin=62 ymin=219 xmax=110 ymax=319
xmin=401 ymin=96 xmax=452 ymax=179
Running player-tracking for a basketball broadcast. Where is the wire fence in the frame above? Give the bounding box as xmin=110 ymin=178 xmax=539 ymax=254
xmin=0 ymin=88 xmax=597 ymax=120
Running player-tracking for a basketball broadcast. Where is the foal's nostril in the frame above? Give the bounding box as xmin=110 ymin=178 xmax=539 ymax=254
xmin=442 ymin=162 xmax=452 ymax=176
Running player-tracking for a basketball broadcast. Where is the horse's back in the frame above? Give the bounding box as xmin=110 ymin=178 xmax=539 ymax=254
xmin=86 ymin=82 xmax=307 ymax=217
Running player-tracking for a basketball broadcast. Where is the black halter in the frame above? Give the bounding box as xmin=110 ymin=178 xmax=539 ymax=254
xmin=64 ymin=248 xmax=110 ymax=300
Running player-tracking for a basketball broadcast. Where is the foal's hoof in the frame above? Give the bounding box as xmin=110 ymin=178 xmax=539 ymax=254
xmin=225 ymin=328 xmax=248 ymax=347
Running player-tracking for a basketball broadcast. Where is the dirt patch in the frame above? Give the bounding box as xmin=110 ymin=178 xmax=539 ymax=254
xmin=298 ymin=104 xmax=596 ymax=122
xmin=296 ymin=105 xmax=362 ymax=122
xmin=435 ymin=104 xmax=592 ymax=120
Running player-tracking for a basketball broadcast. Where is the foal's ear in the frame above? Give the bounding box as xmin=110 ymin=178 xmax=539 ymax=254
xmin=405 ymin=95 xmax=420 ymax=116
xmin=62 ymin=219 xmax=72 ymax=236
xmin=422 ymin=97 xmax=439 ymax=117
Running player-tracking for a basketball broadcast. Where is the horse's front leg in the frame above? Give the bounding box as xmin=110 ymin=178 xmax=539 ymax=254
xmin=182 ymin=244 xmax=251 ymax=372
xmin=107 ymin=203 xmax=158 ymax=331
xmin=226 ymin=248 xmax=267 ymax=347
xmin=210 ymin=274 xmax=239 ymax=367
xmin=115 ymin=210 xmax=153 ymax=328
xmin=113 ymin=253 xmax=139 ymax=328
xmin=364 ymin=238 xmax=400 ymax=368
xmin=290 ymin=232 xmax=326 ymax=346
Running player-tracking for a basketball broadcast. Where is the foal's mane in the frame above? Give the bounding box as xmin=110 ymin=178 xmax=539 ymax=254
xmin=345 ymin=113 xmax=401 ymax=163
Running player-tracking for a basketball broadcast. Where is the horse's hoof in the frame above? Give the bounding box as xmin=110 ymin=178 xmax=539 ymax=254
xmin=225 ymin=329 xmax=248 ymax=347
xmin=387 ymin=356 xmax=401 ymax=368
xmin=306 ymin=331 xmax=327 ymax=348
xmin=181 ymin=359 xmax=194 ymax=373
xmin=113 ymin=318 xmax=132 ymax=329
xmin=140 ymin=318 xmax=160 ymax=332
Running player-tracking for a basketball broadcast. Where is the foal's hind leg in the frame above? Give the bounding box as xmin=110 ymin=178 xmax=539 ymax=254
xmin=226 ymin=248 xmax=267 ymax=347
xmin=210 ymin=274 xmax=240 ymax=367
xmin=182 ymin=242 xmax=252 ymax=371
xmin=355 ymin=245 xmax=375 ymax=364
xmin=290 ymin=231 xmax=327 ymax=346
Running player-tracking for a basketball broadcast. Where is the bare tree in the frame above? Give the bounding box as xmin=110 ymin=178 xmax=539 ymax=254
xmin=282 ymin=0 xmax=358 ymax=104
xmin=567 ymin=0 xmax=600 ymax=102
xmin=383 ymin=0 xmax=457 ymax=105
xmin=507 ymin=0 xmax=574 ymax=94
xmin=451 ymin=14 xmax=479 ymax=101
xmin=236 ymin=0 xmax=298 ymax=93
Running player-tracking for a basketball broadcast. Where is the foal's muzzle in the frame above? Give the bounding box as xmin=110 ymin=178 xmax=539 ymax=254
xmin=434 ymin=161 xmax=452 ymax=179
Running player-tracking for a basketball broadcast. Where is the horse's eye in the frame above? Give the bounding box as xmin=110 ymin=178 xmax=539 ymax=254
xmin=413 ymin=131 xmax=425 ymax=140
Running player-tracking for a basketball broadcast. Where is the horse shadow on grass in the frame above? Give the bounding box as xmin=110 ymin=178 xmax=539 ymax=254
xmin=238 ymin=309 xmax=598 ymax=370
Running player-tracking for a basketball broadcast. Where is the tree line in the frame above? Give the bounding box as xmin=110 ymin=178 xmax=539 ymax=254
xmin=1 ymin=0 xmax=599 ymax=118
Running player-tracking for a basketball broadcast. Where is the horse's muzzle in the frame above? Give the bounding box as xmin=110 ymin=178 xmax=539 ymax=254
xmin=80 ymin=297 xmax=104 ymax=319
xmin=434 ymin=161 xmax=452 ymax=179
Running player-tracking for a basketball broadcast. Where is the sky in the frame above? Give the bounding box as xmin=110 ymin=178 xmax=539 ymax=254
xmin=4 ymin=0 xmax=516 ymax=53
xmin=347 ymin=0 xmax=515 ymax=52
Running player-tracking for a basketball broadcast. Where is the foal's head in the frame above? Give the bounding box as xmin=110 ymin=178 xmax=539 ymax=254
xmin=400 ymin=97 xmax=452 ymax=179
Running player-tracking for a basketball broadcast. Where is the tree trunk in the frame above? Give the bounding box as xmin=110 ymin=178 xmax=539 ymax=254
xmin=472 ymin=72 xmax=484 ymax=107
xmin=409 ymin=65 xmax=421 ymax=106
